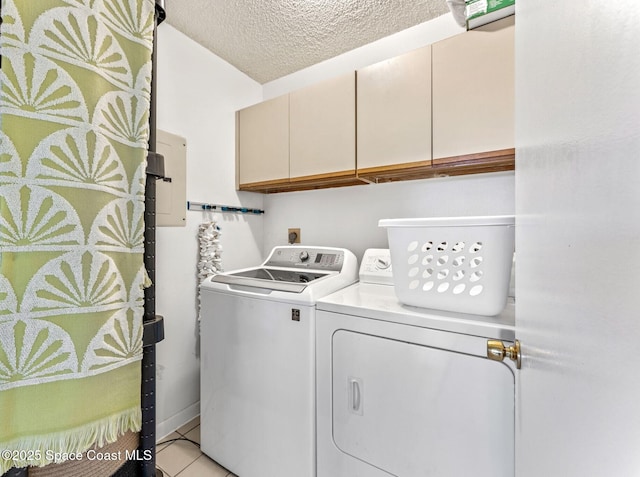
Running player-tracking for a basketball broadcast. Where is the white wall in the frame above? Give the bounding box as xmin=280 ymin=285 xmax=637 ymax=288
xmin=154 ymin=24 xmax=264 ymax=438
xmin=262 ymin=12 xmax=514 ymax=261
xmin=264 ymin=172 xmax=515 ymax=261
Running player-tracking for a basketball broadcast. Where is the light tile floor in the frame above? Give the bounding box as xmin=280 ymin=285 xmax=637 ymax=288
xmin=156 ymin=416 xmax=238 ymax=477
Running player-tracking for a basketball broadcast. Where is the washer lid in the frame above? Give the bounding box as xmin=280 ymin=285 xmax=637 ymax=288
xmin=210 ymin=267 xmax=330 ymax=293
xmin=231 ymin=267 xmax=329 ymax=283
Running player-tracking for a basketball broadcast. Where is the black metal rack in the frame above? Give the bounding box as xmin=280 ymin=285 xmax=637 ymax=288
xmin=138 ymin=1 xmax=167 ymax=477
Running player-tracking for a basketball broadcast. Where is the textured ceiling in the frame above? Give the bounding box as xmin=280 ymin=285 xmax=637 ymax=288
xmin=165 ymin=0 xmax=451 ymax=84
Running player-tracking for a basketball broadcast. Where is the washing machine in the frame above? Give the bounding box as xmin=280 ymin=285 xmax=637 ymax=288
xmin=200 ymin=246 xmax=357 ymax=477
xmin=316 ymin=249 xmax=516 ymax=477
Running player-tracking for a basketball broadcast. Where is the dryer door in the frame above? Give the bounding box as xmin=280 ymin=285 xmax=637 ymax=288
xmin=332 ymin=330 xmax=514 ymax=477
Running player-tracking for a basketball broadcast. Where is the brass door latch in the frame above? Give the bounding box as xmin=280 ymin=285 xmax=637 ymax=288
xmin=487 ymin=339 xmax=521 ymax=369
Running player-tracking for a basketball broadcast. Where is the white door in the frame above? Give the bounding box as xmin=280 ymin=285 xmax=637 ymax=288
xmin=515 ymin=1 xmax=640 ymax=475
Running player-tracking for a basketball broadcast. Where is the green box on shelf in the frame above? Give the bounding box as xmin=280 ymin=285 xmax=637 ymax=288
xmin=466 ymin=0 xmax=515 ymax=29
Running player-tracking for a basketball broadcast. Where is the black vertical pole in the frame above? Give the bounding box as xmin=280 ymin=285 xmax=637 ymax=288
xmin=139 ymin=1 xmax=166 ymax=476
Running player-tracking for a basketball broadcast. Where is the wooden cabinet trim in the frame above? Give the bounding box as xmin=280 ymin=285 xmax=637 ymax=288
xmin=432 ymin=148 xmax=515 ymax=169
xmin=239 ymin=149 xmax=514 ymax=192
xmin=358 ymin=149 xmax=514 ymax=183
xmin=239 ymin=169 xmax=365 ymax=193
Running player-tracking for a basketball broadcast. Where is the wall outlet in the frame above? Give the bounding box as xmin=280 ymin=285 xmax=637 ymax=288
xmin=288 ymin=228 xmax=301 ymax=244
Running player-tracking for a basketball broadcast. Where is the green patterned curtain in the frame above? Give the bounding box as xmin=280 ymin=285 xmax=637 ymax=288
xmin=0 ymin=0 xmax=154 ymax=472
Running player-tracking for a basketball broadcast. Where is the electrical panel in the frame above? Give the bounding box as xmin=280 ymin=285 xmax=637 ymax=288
xmin=156 ymin=129 xmax=187 ymax=227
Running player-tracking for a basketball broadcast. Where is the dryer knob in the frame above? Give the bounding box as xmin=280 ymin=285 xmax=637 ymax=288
xmin=376 ymin=258 xmax=391 ymax=269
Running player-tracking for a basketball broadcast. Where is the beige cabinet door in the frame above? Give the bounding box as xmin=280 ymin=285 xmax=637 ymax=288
xmin=432 ymin=16 xmax=514 ymax=159
xmin=237 ymin=94 xmax=289 ymax=185
xmin=357 ymin=46 xmax=432 ymax=171
xmin=289 ymin=73 xmax=356 ymax=179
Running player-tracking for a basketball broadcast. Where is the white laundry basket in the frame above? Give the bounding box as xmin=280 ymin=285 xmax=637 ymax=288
xmin=379 ymin=216 xmax=515 ymax=316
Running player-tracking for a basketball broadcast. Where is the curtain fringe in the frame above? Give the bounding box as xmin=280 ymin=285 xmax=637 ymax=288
xmin=0 ymin=407 xmax=141 ymax=474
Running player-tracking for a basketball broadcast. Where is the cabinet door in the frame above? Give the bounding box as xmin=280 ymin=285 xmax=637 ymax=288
xmin=432 ymin=16 xmax=514 ymax=159
xmin=357 ymin=46 xmax=432 ymax=171
xmin=289 ymin=73 xmax=356 ymax=179
xmin=237 ymin=95 xmax=289 ymax=186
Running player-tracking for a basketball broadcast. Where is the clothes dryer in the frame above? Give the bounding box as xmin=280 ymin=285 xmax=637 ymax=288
xmin=316 ymin=249 xmax=516 ymax=477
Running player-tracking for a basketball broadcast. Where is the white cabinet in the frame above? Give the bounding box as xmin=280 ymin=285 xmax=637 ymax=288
xmin=357 ymin=17 xmax=515 ymax=184
xmin=357 ymin=46 xmax=432 ymax=174
xmin=289 ymin=72 xmax=356 ymax=180
xmin=236 ymin=17 xmax=515 ymax=192
xmin=237 ymin=95 xmax=289 ymax=186
xmin=432 ymin=16 xmax=515 ymax=160
xmin=238 ymin=74 xmax=359 ymax=192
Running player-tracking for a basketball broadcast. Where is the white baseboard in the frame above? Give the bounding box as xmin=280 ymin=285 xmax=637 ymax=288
xmin=156 ymin=401 xmax=200 ymax=442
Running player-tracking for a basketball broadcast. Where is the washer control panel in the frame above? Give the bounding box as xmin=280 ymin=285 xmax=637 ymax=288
xmin=359 ymin=248 xmax=394 ymax=285
xmin=266 ymin=246 xmax=344 ymax=271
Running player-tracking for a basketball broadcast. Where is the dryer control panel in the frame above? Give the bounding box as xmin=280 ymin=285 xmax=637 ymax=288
xmin=360 ymin=249 xmax=394 ymax=285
